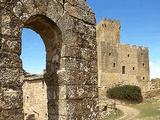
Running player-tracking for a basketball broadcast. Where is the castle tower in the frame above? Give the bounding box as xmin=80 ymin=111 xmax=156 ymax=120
xmin=96 ymin=19 xmax=121 ymax=44
xmin=97 ymin=19 xmax=150 ymax=112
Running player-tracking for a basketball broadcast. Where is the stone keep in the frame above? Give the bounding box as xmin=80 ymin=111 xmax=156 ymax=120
xmin=97 ymin=19 xmax=150 ymax=102
xmin=0 ymin=0 xmax=98 ymax=120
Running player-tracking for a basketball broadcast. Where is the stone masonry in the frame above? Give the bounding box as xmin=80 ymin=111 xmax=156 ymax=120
xmin=143 ymin=79 xmax=160 ymax=98
xmin=97 ymin=19 xmax=150 ymax=106
xmin=0 ymin=0 xmax=99 ymax=120
xmin=22 ymin=74 xmax=48 ymax=120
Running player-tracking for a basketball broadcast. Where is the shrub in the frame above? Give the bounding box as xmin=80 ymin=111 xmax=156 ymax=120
xmin=107 ymin=85 xmax=143 ymax=103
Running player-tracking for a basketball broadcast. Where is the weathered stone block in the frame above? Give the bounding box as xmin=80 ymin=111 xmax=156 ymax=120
xmin=47 ymin=0 xmax=64 ymax=22
xmin=57 ymin=69 xmax=84 ymax=85
xmin=60 ymin=58 xmax=80 ymax=71
xmin=1 ymin=89 xmax=22 ymax=109
xmin=1 ymin=24 xmax=11 ymax=35
xmin=66 ymin=100 xmax=83 ymax=119
xmin=58 ymin=100 xmax=67 ymax=116
xmin=57 ymin=13 xmax=96 ymax=50
xmin=0 ymin=52 xmax=22 ymax=68
xmin=10 ymin=16 xmax=23 ymax=37
xmin=19 ymin=0 xmax=35 ymax=13
xmin=66 ymin=85 xmax=98 ymax=99
xmin=64 ymin=98 xmax=99 ymax=120
xmin=64 ymin=2 xmax=95 ymax=25
xmin=33 ymin=0 xmax=48 ymax=14
xmin=57 ymin=69 xmax=98 ymax=85
xmin=65 ymin=0 xmax=92 ymax=12
xmin=59 ymin=85 xmax=67 ymax=100
xmin=61 ymin=45 xmax=81 ymax=59
xmin=79 ymin=60 xmax=98 ymax=73
xmin=47 ymin=99 xmax=59 ymax=116
xmin=0 ymin=68 xmax=21 ymax=90
xmin=0 ymin=37 xmax=21 ymax=54
xmin=86 ymin=72 xmax=98 ymax=85
xmin=82 ymin=98 xmax=99 ymax=119
xmin=12 ymin=2 xmax=32 ymax=22
xmin=1 ymin=14 xmax=11 ymax=24
xmin=0 ymin=108 xmax=23 ymax=120
xmin=81 ymin=48 xmax=95 ymax=60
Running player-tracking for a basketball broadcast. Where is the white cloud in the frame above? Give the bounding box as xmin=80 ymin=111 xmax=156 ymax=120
xmin=150 ymin=61 xmax=160 ymax=79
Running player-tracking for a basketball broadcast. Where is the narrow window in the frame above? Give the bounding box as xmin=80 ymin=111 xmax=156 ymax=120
xmin=122 ymin=66 xmax=125 ymax=74
xmin=141 ymin=53 xmax=143 ymax=56
xmin=128 ymin=54 xmax=130 ymax=57
xmin=26 ymin=96 xmax=29 ymax=102
xmin=0 ymin=38 xmax=1 ymax=49
xmin=113 ymin=63 xmax=116 ymax=67
xmin=109 ymin=53 xmax=111 ymax=56
xmin=133 ymin=67 xmax=135 ymax=70
xmin=102 ymin=24 xmax=106 ymax=27
xmin=142 ymin=63 xmax=145 ymax=67
xmin=143 ymin=77 xmax=145 ymax=80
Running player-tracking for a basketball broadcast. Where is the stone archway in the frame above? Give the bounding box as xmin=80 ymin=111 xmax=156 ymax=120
xmin=0 ymin=0 xmax=99 ymax=120
xmin=23 ymin=14 xmax=62 ymax=120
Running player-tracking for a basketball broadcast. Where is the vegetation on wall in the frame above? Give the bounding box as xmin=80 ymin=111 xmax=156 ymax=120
xmin=107 ymin=85 xmax=143 ymax=103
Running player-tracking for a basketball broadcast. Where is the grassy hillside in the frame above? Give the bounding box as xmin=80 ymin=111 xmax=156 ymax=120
xmin=102 ymin=98 xmax=160 ymax=120
xmin=130 ymin=98 xmax=160 ymax=119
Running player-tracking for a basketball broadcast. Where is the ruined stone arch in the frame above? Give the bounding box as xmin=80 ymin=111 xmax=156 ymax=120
xmin=23 ymin=14 xmax=63 ymax=120
xmin=23 ymin=14 xmax=62 ymax=74
xmin=0 ymin=0 xmax=98 ymax=120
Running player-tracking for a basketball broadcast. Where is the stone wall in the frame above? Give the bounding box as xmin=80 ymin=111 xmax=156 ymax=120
xmin=22 ymin=75 xmax=47 ymax=120
xmin=0 ymin=0 xmax=99 ymax=119
xmin=98 ymin=43 xmax=149 ymax=88
xmin=143 ymin=79 xmax=160 ymax=98
xmin=148 ymin=79 xmax=160 ymax=90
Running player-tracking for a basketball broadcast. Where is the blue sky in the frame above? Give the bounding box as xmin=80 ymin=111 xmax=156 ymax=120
xmin=21 ymin=29 xmax=46 ymax=74
xmin=21 ymin=0 xmax=160 ymax=78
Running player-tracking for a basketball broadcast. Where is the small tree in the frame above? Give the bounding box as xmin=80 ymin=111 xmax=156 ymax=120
xmin=107 ymin=85 xmax=143 ymax=103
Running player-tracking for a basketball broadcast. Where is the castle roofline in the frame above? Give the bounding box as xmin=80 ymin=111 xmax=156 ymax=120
xmin=97 ymin=18 xmax=120 ymax=25
xmin=120 ymin=43 xmax=148 ymax=50
xmin=24 ymin=74 xmax=44 ymax=81
xmin=96 ymin=18 xmax=121 ymax=29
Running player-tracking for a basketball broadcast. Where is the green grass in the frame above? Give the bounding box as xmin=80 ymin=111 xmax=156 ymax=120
xmin=129 ymin=98 xmax=160 ymax=119
xmin=101 ymin=98 xmax=160 ymax=120
xmin=101 ymin=109 xmax=123 ymax=120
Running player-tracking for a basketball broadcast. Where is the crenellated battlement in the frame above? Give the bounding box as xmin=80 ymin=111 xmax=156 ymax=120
xmin=96 ymin=19 xmax=121 ymax=44
xmin=120 ymin=43 xmax=148 ymax=50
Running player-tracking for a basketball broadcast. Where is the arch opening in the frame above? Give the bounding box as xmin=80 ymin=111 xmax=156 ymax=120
xmin=22 ymin=15 xmax=62 ymax=120
xmin=21 ymin=28 xmax=46 ymax=74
